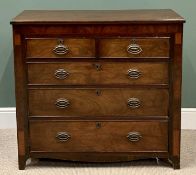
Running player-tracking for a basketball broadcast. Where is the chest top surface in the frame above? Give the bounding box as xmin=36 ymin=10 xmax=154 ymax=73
xmin=11 ymin=9 xmax=185 ymax=25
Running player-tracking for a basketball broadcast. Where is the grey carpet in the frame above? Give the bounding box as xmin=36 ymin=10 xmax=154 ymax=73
xmin=0 ymin=129 xmax=196 ymax=174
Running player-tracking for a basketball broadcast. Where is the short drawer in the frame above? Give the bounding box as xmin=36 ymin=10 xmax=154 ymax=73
xmin=99 ymin=37 xmax=170 ymax=58
xmin=29 ymin=120 xmax=168 ymax=152
xmin=28 ymin=88 xmax=169 ymax=117
xmin=26 ymin=38 xmax=95 ymax=58
xmin=28 ymin=62 xmax=168 ymax=85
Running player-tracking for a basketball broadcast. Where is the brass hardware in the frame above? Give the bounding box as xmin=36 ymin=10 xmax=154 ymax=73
xmin=96 ymin=89 xmax=101 ymax=96
xmin=127 ymin=40 xmax=142 ymax=55
xmin=53 ymin=39 xmax=69 ymax=55
xmin=96 ymin=122 xmax=101 ymax=128
xmin=55 ymin=69 xmax=69 ymax=79
xmin=127 ymin=69 xmax=141 ymax=79
xmin=55 ymin=98 xmax=70 ymax=108
xmin=127 ymin=132 xmax=142 ymax=142
xmin=56 ymin=132 xmax=71 ymax=142
xmin=127 ymin=98 xmax=141 ymax=108
xmin=93 ymin=63 xmax=102 ymax=71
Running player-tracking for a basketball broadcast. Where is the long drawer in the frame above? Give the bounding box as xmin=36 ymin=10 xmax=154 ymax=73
xmin=29 ymin=120 xmax=168 ymax=152
xmin=28 ymin=88 xmax=169 ymax=117
xmin=28 ymin=62 xmax=168 ymax=85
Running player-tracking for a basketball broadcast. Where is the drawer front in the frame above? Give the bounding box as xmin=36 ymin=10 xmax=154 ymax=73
xmin=99 ymin=38 xmax=170 ymax=58
xmin=28 ymin=89 xmax=169 ymax=117
xmin=26 ymin=38 xmax=95 ymax=58
xmin=29 ymin=120 xmax=168 ymax=152
xmin=28 ymin=62 xmax=168 ymax=85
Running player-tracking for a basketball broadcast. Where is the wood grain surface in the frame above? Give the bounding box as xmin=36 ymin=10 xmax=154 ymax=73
xmin=99 ymin=38 xmax=170 ymax=58
xmin=28 ymin=88 xmax=169 ymax=117
xmin=11 ymin=10 xmax=185 ymax=24
xmin=28 ymin=62 xmax=169 ymax=85
xmin=29 ymin=120 xmax=168 ymax=152
xmin=26 ymin=38 xmax=95 ymax=58
xmin=11 ymin=10 xmax=184 ymax=169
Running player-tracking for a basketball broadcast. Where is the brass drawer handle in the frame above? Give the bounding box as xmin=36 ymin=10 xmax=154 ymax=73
xmin=55 ymin=98 xmax=70 ymax=108
xmin=56 ymin=132 xmax=71 ymax=142
xmin=55 ymin=69 xmax=69 ymax=79
xmin=127 ymin=132 xmax=142 ymax=142
xmin=53 ymin=39 xmax=69 ymax=55
xmin=127 ymin=69 xmax=141 ymax=79
xmin=127 ymin=98 xmax=141 ymax=108
xmin=127 ymin=42 xmax=142 ymax=55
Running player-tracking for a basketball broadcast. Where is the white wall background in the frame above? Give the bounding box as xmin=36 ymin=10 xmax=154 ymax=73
xmin=0 ymin=108 xmax=195 ymax=129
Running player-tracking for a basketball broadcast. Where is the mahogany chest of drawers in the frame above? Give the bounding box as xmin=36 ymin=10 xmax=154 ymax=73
xmin=11 ymin=10 xmax=185 ymax=170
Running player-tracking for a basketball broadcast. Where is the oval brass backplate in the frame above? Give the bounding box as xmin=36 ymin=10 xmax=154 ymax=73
xmin=127 ymin=132 xmax=142 ymax=142
xmin=56 ymin=132 xmax=71 ymax=142
xmin=53 ymin=39 xmax=69 ymax=55
xmin=127 ymin=69 xmax=141 ymax=79
xmin=55 ymin=69 xmax=69 ymax=79
xmin=127 ymin=43 xmax=142 ymax=55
